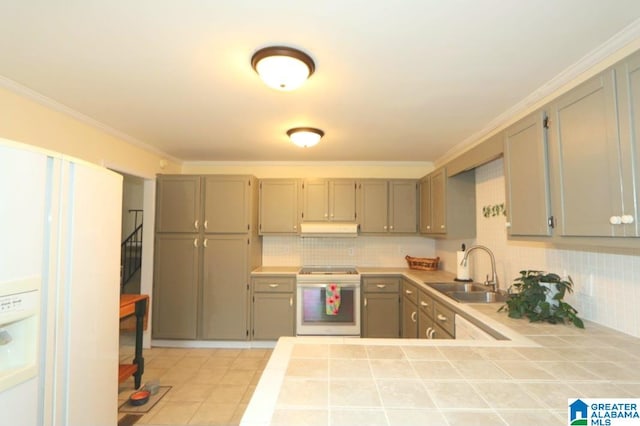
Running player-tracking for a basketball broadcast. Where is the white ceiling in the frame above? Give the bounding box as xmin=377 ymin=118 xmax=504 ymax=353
xmin=1 ymin=1 xmax=640 ymax=162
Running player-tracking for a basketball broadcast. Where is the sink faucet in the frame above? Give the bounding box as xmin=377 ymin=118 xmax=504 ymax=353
xmin=460 ymin=245 xmax=499 ymax=292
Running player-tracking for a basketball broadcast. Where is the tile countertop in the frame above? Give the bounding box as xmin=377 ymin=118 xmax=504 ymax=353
xmin=245 ymin=267 xmax=640 ymax=426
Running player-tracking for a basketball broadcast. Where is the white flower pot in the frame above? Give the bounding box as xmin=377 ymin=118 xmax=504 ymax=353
xmin=540 ymin=281 xmax=559 ymax=309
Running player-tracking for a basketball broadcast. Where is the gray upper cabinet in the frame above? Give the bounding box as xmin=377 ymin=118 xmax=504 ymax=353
xmin=259 ymin=179 xmax=300 ymax=234
xmin=548 ymin=64 xmax=637 ymax=237
xmin=420 ymin=168 xmax=476 ymax=239
xmin=203 ymin=176 xmax=252 ymax=233
xmin=302 ymin=179 xmax=356 ymax=222
xmin=156 ymin=176 xmax=201 ymax=233
xmin=357 ymin=180 xmax=417 ymax=233
xmin=504 ymin=111 xmax=552 ymax=236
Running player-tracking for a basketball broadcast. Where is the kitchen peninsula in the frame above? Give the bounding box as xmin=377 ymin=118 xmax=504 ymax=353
xmin=243 ymin=268 xmax=640 ymax=426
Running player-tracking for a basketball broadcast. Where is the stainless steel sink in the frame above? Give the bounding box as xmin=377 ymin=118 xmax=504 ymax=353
xmin=424 ymin=282 xmax=510 ymax=303
xmin=426 ymin=282 xmax=488 ymax=293
xmin=446 ymin=291 xmax=510 ymax=303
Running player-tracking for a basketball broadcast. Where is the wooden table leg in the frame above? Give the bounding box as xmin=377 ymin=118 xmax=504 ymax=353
xmin=132 ymin=297 xmax=147 ymax=389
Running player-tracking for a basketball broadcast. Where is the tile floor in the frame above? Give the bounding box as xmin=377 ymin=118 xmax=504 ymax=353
xmin=118 ymin=334 xmax=272 ymax=426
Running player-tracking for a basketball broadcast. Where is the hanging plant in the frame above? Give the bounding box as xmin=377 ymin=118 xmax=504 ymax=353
xmin=499 ymin=270 xmax=584 ymax=328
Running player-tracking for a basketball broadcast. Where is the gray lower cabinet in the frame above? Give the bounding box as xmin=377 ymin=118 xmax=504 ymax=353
xmin=152 ymin=234 xmax=199 ymax=339
xmin=201 ymin=235 xmax=250 ymax=340
xmin=504 ymin=111 xmax=552 ymax=237
xmin=362 ymin=277 xmax=400 ymax=338
xmin=251 ymin=276 xmax=295 ymax=340
xmin=401 ymin=280 xmax=419 ymax=338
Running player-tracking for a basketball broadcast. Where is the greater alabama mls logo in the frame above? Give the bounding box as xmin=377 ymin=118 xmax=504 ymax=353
xmin=569 ymin=398 xmax=640 ymax=425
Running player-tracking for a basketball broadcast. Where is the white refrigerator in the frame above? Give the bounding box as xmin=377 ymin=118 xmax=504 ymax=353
xmin=0 ymin=138 xmax=122 ymax=426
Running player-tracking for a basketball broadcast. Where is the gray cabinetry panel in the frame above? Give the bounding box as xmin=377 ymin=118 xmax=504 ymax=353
xmin=152 ymin=234 xmax=199 ymax=339
xmin=302 ymin=179 xmax=356 ymax=222
xmin=389 ymin=180 xmax=417 ymax=233
xmin=504 ymin=111 xmax=552 ymax=236
xmin=201 ymin=235 xmax=249 ymax=340
xmin=204 ymin=176 xmax=251 ymax=233
xmin=357 ymin=180 xmax=388 ymax=233
xmin=362 ymin=276 xmax=400 ymax=338
xmin=252 ymin=293 xmax=294 ymax=340
xmin=259 ymin=179 xmax=299 ymax=234
xmin=156 ymin=176 xmax=201 ymax=233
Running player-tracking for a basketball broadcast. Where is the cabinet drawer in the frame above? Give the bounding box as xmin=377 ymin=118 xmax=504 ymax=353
xmin=363 ymin=277 xmax=400 ymax=293
xmin=252 ymin=276 xmax=295 ymax=292
xmin=418 ymin=290 xmax=434 ymax=319
xmin=431 ymin=323 xmax=454 ymax=340
xmin=433 ymin=301 xmax=455 ymax=337
xmin=402 ymin=280 xmax=419 ymax=304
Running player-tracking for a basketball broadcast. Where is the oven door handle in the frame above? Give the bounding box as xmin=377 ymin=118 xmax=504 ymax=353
xmin=297 ymin=283 xmax=359 ymax=288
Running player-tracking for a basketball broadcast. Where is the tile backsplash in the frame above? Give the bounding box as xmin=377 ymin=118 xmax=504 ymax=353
xmin=263 ymin=235 xmax=436 ymax=268
xmin=437 ymin=158 xmax=640 ymax=338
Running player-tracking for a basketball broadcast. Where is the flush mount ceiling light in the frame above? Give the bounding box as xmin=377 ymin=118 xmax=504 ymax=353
xmin=251 ymin=46 xmax=315 ymax=91
xmin=287 ymin=127 xmax=324 ymax=148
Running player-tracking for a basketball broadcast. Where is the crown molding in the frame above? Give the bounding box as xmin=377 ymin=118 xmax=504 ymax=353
xmin=0 ymin=75 xmax=181 ymax=164
xmin=437 ymin=17 xmax=640 ymax=167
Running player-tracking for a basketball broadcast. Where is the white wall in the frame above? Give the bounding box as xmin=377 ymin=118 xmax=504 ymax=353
xmin=121 ymin=174 xmax=144 ymax=240
xmin=263 ymin=235 xmax=436 ymax=268
xmin=436 ymin=158 xmax=640 ymax=338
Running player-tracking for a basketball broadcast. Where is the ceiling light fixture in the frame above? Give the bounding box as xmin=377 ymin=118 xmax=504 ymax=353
xmin=287 ymin=127 xmax=324 ymax=148
xmin=251 ymin=46 xmax=315 ymax=91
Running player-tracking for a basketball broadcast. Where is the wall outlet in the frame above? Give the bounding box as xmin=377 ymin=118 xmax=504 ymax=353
xmin=347 ymin=247 xmax=354 ymax=256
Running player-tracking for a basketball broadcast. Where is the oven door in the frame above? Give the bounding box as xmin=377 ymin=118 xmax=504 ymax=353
xmin=296 ymin=282 xmax=361 ymax=336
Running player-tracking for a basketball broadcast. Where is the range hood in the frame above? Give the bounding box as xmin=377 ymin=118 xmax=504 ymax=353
xmin=299 ymin=222 xmax=359 ymax=237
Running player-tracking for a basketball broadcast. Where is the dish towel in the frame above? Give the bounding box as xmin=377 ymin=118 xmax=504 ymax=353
xmin=326 ymin=283 xmax=341 ymax=315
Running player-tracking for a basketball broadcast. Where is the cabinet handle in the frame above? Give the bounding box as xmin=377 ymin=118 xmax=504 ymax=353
xmin=405 ymin=289 xmax=413 ymax=295
xmin=437 ymin=314 xmax=447 ymax=322
xmin=193 ymin=238 xmax=198 ymax=248
xmin=293 ymin=225 xmax=297 ymax=230
xmin=426 ymin=327 xmax=432 ymax=338
xmin=268 ymin=284 xmax=279 ymax=288
xmin=194 ymin=220 xmax=199 ymax=230
xmin=430 ymin=329 xmax=436 ymax=338
xmin=440 ymin=224 xmax=445 ymax=229
xmin=610 ymin=216 xmax=622 ymax=225
xmin=203 ymin=238 xmax=208 ymax=248
xmin=389 ymin=225 xmax=394 ymax=230
xmin=289 ymin=297 xmax=293 ymax=307
xmin=420 ymin=301 xmax=429 ymax=307
xmin=383 ymin=225 xmax=387 ymax=230
xmin=426 ymin=225 xmax=431 ymax=230
xmin=410 ymin=311 xmax=417 ymax=322
xmin=376 ymin=284 xmax=386 ymax=289
xmin=364 ymin=297 xmax=368 ymax=307
xmin=621 ymin=215 xmax=635 ymax=224
xmin=324 ymin=213 xmax=328 ymax=218
xmin=204 ymin=220 xmax=208 ymax=230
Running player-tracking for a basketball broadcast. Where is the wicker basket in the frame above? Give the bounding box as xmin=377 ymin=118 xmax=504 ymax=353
xmin=405 ymin=255 xmax=439 ymax=271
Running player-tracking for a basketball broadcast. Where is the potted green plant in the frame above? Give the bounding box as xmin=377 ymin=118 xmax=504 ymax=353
xmin=499 ymin=270 xmax=584 ymax=328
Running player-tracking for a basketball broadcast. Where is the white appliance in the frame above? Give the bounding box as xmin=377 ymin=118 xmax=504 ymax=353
xmin=299 ymin=222 xmax=358 ymax=237
xmin=296 ymin=266 xmax=361 ymax=336
xmin=0 ymin=139 xmax=122 ymax=426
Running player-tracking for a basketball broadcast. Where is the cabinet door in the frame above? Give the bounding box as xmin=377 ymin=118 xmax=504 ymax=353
xmin=550 ymin=72 xmax=622 ymax=236
xmin=504 ymin=111 xmax=552 ymax=236
xmin=430 ymin=169 xmax=446 ymax=234
xmin=302 ymin=179 xmax=328 ymax=221
xmin=203 ymin=176 xmax=250 ymax=233
xmin=419 ymin=176 xmax=432 ymax=233
xmin=362 ymin=293 xmax=400 ymax=338
xmin=156 ymin=176 xmax=201 ymax=233
xmin=358 ymin=180 xmax=388 ymax=233
xmin=401 ymin=297 xmax=418 ymax=338
xmin=389 ymin=180 xmax=417 ymax=233
xmin=418 ymin=311 xmax=434 ymax=339
xmin=152 ymin=234 xmax=199 ymax=339
xmin=201 ymin=235 xmax=248 ymax=340
xmin=259 ymin=179 xmax=299 ymax=234
xmin=615 ymin=53 xmax=640 ymax=237
xmin=252 ymin=293 xmax=294 ymax=340
xmin=329 ymin=180 xmax=357 ymax=221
